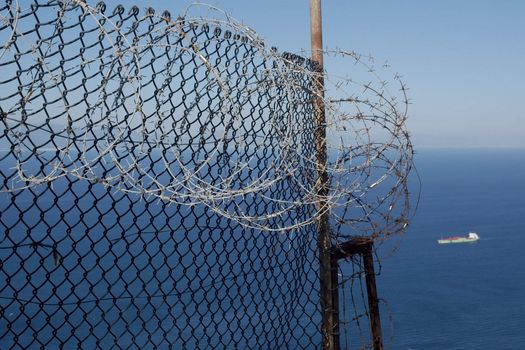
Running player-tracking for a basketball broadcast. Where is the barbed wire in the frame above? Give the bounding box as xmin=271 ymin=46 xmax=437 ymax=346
xmin=1 ymin=1 xmax=416 ymax=348
xmin=1 ymin=0 xmax=412 ymax=239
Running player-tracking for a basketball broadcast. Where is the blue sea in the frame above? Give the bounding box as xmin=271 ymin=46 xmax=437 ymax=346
xmin=1 ymin=148 xmax=524 ymax=349
xmin=377 ymin=149 xmax=525 ymax=350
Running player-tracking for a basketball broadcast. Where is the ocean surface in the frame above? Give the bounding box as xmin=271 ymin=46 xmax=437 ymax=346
xmin=1 ymin=148 xmax=524 ymax=349
xmin=377 ymin=149 xmax=525 ymax=350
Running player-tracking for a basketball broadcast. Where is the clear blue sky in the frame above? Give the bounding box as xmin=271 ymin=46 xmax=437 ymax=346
xmin=100 ymin=0 xmax=525 ymax=149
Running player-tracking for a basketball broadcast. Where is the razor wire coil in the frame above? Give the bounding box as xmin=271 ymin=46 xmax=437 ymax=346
xmin=0 ymin=1 xmax=413 ymax=348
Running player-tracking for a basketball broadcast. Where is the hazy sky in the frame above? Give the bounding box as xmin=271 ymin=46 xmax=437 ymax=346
xmin=99 ymin=0 xmax=525 ymax=149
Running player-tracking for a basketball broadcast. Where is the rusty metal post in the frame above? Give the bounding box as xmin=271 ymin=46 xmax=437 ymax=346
xmin=310 ymin=0 xmax=324 ymax=69
xmin=331 ymin=238 xmax=384 ymax=349
xmin=330 ymin=254 xmax=341 ymax=348
xmin=309 ymin=1 xmax=339 ymax=349
xmin=363 ymin=244 xmax=383 ymax=350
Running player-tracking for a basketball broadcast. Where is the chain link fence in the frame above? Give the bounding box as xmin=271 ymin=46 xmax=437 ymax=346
xmin=0 ymin=1 xmax=324 ymax=348
xmin=1 ymin=1 xmax=414 ymax=349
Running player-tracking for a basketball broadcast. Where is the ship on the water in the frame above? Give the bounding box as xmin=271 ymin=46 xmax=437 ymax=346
xmin=437 ymin=232 xmax=479 ymax=244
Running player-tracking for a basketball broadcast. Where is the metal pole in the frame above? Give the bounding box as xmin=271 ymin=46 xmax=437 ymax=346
xmin=363 ymin=244 xmax=383 ymax=350
xmin=330 ymin=254 xmax=341 ymax=348
xmin=309 ymin=1 xmax=339 ymax=349
xmin=310 ymin=0 xmax=324 ymax=68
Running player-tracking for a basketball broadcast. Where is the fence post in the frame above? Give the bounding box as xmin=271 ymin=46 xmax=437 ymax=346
xmin=332 ymin=238 xmax=384 ymax=350
xmin=363 ymin=243 xmax=383 ymax=350
xmin=309 ymin=1 xmax=340 ymax=349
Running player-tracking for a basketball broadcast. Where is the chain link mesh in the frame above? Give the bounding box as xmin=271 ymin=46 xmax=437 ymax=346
xmin=0 ymin=1 xmax=323 ymax=348
xmin=1 ymin=1 xmax=415 ymax=349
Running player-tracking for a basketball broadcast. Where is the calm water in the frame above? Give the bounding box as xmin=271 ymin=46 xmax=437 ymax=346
xmin=378 ymin=149 xmax=525 ymax=350
xmin=1 ymin=148 xmax=524 ymax=349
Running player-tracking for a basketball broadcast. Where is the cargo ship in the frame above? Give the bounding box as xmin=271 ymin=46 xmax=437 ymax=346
xmin=437 ymin=232 xmax=479 ymax=244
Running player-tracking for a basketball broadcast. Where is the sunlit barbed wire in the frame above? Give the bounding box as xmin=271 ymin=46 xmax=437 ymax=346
xmin=0 ymin=0 xmax=413 ymax=241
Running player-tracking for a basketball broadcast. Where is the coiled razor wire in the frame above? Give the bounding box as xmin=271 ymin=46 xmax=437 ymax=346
xmin=1 ymin=0 xmax=412 ymax=239
xmin=0 ymin=1 xmax=414 ymax=348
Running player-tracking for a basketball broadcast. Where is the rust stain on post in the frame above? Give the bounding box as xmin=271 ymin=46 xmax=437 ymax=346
xmin=309 ymin=1 xmax=339 ymax=349
xmin=310 ymin=0 xmax=324 ymax=68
